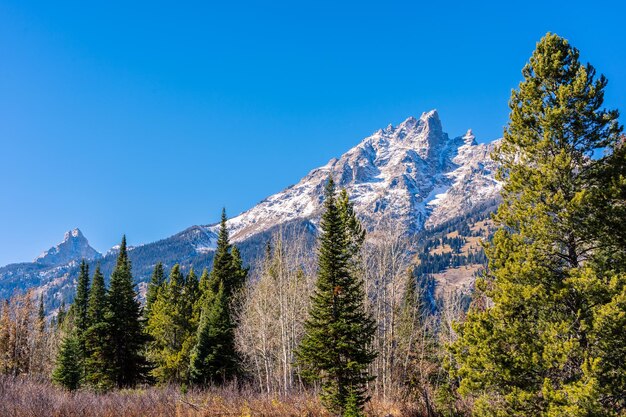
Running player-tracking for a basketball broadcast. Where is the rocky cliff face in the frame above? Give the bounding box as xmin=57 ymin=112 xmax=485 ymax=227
xmin=35 ymin=228 xmax=101 ymax=266
xmin=208 ymin=110 xmax=500 ymax=242
xmin=0 ymin=110 xmax=501 ymax=310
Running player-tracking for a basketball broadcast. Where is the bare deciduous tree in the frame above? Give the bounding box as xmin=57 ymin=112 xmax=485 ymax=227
xmin=235 ymin=227 xmax=316 ymax=394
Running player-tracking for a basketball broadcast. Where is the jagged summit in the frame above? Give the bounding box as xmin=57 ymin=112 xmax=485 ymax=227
xmin=206 ymin=110 xmax=501 ymax=244
xmin=35 ymin=228 xmax=101 ymax=266
xmin=0 ymin=109 xmax=502 ymax=306
xmin=463 ymin=129 xmax=477 ymax=146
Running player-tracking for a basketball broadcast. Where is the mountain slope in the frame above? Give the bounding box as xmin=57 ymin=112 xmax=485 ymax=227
xmin=0 ymin=109 xmax=501 ymax=310
xmin=210 ymin=110 xmax=500 ymax=242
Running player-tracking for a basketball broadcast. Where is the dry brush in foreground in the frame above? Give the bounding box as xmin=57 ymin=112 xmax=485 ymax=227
xmin=0 ymin=376 xmax=424 ymax=417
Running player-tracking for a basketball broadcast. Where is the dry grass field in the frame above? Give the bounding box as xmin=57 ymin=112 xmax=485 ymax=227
xmin=0 ymin=376 xmax=424 ymax=417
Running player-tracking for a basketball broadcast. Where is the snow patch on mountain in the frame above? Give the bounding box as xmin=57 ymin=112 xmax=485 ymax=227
xmin=201 ymin=110 xmax=501 ymax=245
xmin=35 ymin=228 xmax=101 ymax=266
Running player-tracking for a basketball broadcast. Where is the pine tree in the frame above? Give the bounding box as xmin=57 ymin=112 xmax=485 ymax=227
xmin=184 ymin=268 xmax=200 ymax=322
xmin=207 ymin=208 xmax=247 ymax=297
xmin=451 ymin=33 xmax=625 ymax=416
xmin=71 ymin=260 xmax=90 ymax=375
xmin=296 ymin=178 xmax=376 ymax=415
xmin=146 ymin=264 xmax=197 ymax=383
xmin=84 ymin=264 xmax=111 ymax=390
xmin=74 ymin=260 xmax=90 ymax=334
xmin=52 ymin=333 xmax=83 ymax=391
xmin=230 ymin=246 xmax=248 ymax=294
xmin=189 ymin=282 xmax=234 ymax=384
xmin=103 ymin=236 xmax=148 ymax=388
xmin=195 ymin=268 xmax=210 ymax=321
xmin=189 ymin=209 xmax=246 ymax=384
xmin=145 ymin=262 xmax=165 ymax=319
xmin=337 ymin=188 xmax=366 ymax=271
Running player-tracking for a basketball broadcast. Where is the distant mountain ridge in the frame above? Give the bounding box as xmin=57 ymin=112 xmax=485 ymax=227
xmin=0 ymin=110 xmax=501 ymax=310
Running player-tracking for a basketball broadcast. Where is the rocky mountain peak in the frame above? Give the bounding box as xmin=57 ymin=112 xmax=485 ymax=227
xmin=35 ymin=228 xmax=101 ymax=266
xmin=211 ymin=110 xmax=501 ymax=243
xmin=462 ymin=129 xmax=477 ymax=146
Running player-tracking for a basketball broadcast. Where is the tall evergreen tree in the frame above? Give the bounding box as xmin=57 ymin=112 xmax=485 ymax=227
xmin=207 ymin=209 xmax=247 ymax=297
xmin=84 ymin=264 xmax=111 ymax=390
xmin=103 ymin=236 xmax=148 ymax=388
xmin=337 ymin=188 xmax=366 ymax=269
xmin=189 ymin=209 xmax=246 ymax=384
xmin=189 ymin=282 xmax=234 ymax=384
xmin=52 ymin=334 xmax=83 ymax=391
xmin=296 ymin=178 xmax=376 ymax=415
xmin=71 ymin=260 xmax=90 ymax=376
xmin=144 ymin=262 xmax=165 ymax=319
xmin=74 ymin=260 xmax=90 ymax=333
xmin=451 ymin=33 xmax=625 ymax=416
xmin=184 ymin=268 xmax=200 ymax=321
xmin=147 ymin=264 xmax=197 ymax=383
xmin=195 ymin=268 xmax=210 ymax=320
xmin=230 ymin=246 xmax=248 ymax=294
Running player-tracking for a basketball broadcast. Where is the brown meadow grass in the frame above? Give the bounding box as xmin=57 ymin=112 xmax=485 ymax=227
xmin=0 ymin=376 xmax=423 ymax=417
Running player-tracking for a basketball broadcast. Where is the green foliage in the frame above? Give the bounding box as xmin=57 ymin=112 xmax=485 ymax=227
xmin=146 ymin=264 xmax=199 ymax=383
xmin=73 ymin=260 xmax=90 ymax=339
xmin=451 ymin=33 xmax=625 ymax=416
xmin=56 ymin=301 xmax=67 ymax=329
xmin=189 ymin=282 xmax=235 ymax=384
xmin=84 ymin=264 xmax=111 ymax=390
xmin=207 ymin=209 xmax=247 ymax=298
xmin=337 ymin=188 xmax=365 ymax=273
xmin=102 ymin=236 xmax=148 ymax=388
xmin=144 ymin=262 xmax=165 ymax=319
xmin=189 ymin=210 xmax=247 ymax=384
xmin=52 ymin=333 xmax=83 ymax=391
xmin=296 ymin=178 xmax=376 ymax=415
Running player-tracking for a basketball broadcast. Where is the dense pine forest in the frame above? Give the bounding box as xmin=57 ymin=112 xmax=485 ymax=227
xmin=0 ymin=33 xmax=625 ymax=417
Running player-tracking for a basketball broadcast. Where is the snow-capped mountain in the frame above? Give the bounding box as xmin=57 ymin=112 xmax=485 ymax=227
xmin=207 ymin=110 xmax=500 ymax=243
xmin=0 ymin=109 xmax=501 ymax=310
xmin=35 ymin=228 xmax=101 ymax=266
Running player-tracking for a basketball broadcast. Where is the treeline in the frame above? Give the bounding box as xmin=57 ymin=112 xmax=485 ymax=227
xmin=1 ymin=32 xmax=625 ymax=417
xmin=414 ymin=251 xmax=487 ymax=276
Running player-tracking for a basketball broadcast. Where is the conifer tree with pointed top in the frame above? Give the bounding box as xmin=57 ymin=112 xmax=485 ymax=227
xmin=451 ymin=33 xmax=625 ymax=416
xmin=207 ymin=208 xmax=246 ymax=297
xmin=230 ymin=246 xmax=248 ymax=294
xmin=103 ymin=236 xmax=148 ymax=388
xmin=84 ymin=264 xmax=111 ymax=390
xmin=189 ymin=281 xmax=233 ymax=384
xmin=145 ymin=262 xmax=165 ymax=319
xmin=74 ymin=260 xmax=90 ymax=330
xmin=71 ymin=260 xmax=90 ymax=371
xmin=146 ymin=264 xmax=198 ymax=383
xmin=52 ymin=333 xmax=83 ymax=391
xmin=337 ymin=188 xmax=366 ymax=270
xmin=195 ymin=268 xmax=210 ymax=320
xmin=189 ymin=209 xmax=246 ymax=384
xmin=296 ymin=178 xmax=376 ymax=415
xmin=184 ymin=268 xmax=200 ymax=321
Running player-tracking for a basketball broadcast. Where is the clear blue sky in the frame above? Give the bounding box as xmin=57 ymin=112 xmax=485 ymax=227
xmin=1 ymin=0 xmax=624 ymax=266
